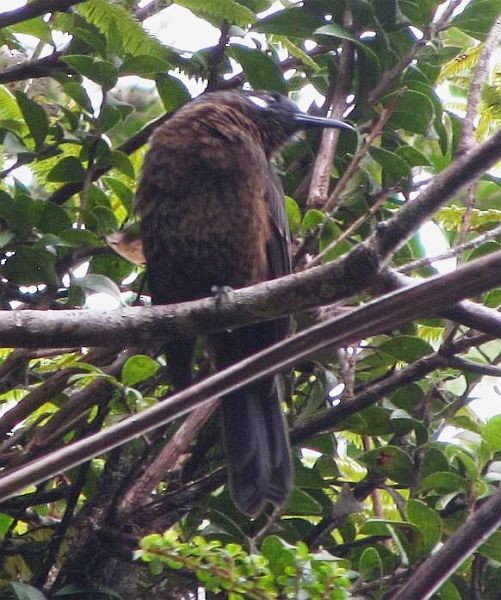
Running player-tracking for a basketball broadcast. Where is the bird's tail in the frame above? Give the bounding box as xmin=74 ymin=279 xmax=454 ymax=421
xmin=221 ymin=378 xmax=292 ymax=517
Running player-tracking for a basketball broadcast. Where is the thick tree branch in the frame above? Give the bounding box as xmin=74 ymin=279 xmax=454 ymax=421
xmin=0 ymin=0 xmax=85 ymax=29
xmin=0 ymin=252 xmax=499 ymax=502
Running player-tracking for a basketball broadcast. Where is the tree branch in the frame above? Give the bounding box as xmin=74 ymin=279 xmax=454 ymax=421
xmin=0 ymin=0 xmax=85 ymax=29
xmin=458 ymin=16 xmax=501 ymax=155
xmin=0 ymin=251 xmax=499 ymax=502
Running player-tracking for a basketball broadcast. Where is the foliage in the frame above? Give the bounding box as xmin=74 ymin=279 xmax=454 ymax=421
xmin=0 ymin=0 xmax=500 ymax=598
xmin=137 ymin=531 xmax=351 ymax=599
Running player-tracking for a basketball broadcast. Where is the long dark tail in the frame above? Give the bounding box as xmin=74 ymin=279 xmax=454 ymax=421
xmin=211 ymin=321 xmax=293 ymax=517
xmin=221 ymin=378 xmax=292 ymax=516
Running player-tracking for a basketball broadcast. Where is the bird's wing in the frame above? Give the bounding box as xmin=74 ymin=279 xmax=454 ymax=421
xmin=265 ymin=167 xmax=292 ymax=342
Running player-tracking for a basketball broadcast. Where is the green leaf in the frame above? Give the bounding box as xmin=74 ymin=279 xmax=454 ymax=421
xmin=407 ymin=499 xmax=442 ymax=552
xmin=419 ymin=472 xmax=468 ymax=493
xmin=479 ymin=531 xmax=501 ymax=562
xmin=359 ymin=547 xmax=383 ymax=582
xmin=229 ymin=45 xmax=286 ymax=93
xmin=385 ymin=89 xmax=435 ymax=134
xmin=122 ymin=355 xmax=160 ymax=386
xmin=378 ymin=336 xmax=434 ymax=363
xmin=38 ymin=202 xmax=73 ymax=234
xmin=108 ymin=151 xmax=135 ymax=179
xmin=176 ymin=0 xmax=256 ymax=27
xmin=370 ymin=146 xmax=411 ymax=184
xmin=120 ymin=55 xmax=170 ymax=77
xmin=47 ymin=157 xmax=86 ymax=182
xmin=301 ymin=209 xmax=325 ymax=233
xmin=285 ymin=195 xmax=301 ymax=233
xmin=15 ymin=90 xmax=48 ymax=149
xmin=156 ymin=74 xmax=190 ymax=112
xmin=253 ymin=7 xmax=324 ymax=39
xmin=314 ymin=24 xmax=380 ymax=69
xmin=63 ymin=81 xmax=94 ymax=113
xmin=452 ymin=0 xmax=501 ymax=40
xmin=63 ymin=55 xmax=117 ymax=88
xmin=484 ymin=415 xmax=501 ymax=452
xmin=359 ymin=446 xmax=414 ymax=484
xmin=2 ymin=247 xmax=57 ymax=285
xmin=285 ymin=488 xmax=323 ymax=515
xmin=10 ymin=582 xmax=48 ymax=600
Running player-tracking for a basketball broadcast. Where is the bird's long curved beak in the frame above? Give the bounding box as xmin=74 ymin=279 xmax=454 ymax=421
xmin=293 ymin=113 xmax=355 ymax=131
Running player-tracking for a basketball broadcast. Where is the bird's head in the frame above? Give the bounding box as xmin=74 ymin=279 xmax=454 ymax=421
xmin=190 ymin=90 xmax=355 ymax=157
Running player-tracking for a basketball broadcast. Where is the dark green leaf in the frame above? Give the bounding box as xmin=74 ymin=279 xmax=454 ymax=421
xmin=2 ymin=246 xmax=57 ymax=285
xmin=121 ymin=55 xmax=170 ymax=77
xmin=253 ymin=8 xmax=324 ymax=38
xmin=38 ymin=203 xmax=73 ymax=234
xmin=47 ymin=156 xmax=86 ymax=182
xmin=407 ymin=499 xmax=442 ymax=552
xmin=419 ymin=472 xmax=468 ymax=493
xmin=156 ymin=74 xmax=190 ymax=112
xmin=359 ymin=446 xmax=414 ymax=484
xmin=108 ymin=150 xmax=135 ymax=179
xmin=452 ymin=0 xmax=501 ymax=40
xmin=15 ymin=90 xmax=48 ymax=149
xmin=359 ymin=547 xmax=383 ymax=582
xmin=315 ymin=24 xmax=380 ymax=69
xmin=378 ymin=336 xmax=434 ymax=363
xmin=370 ymin=146 xmax=411 ymax=184
xmin=229 ymin=45 xmax=286 ymax=93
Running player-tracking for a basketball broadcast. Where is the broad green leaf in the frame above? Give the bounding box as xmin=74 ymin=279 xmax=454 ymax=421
xmin=253 ymin=7 xmax=324 ymax=38
xmin=229 ymin=45 xmax=286 ymax=93
xmin=359 ymin=547 xmax=383 ymax=582
xmin=120 ymin=55 xmax=170 ymax=77
xmin=370 ymin=146 xmax=411 ymax=184
xmin=385 ymin=89 xmax=435 ymax=134
xmin=10 ymin=582 xmax=48 ymax=600
xmin=452 ymin=0 xmax=501 ymax=40
xmin=15 ymin=90 xmax=48 ymax=149
xmin=419 ymin=472 xmax=468 ymax=493
xmin=47 ymin=157 xmax=86 ymax=183
xmin=407 ymin=499 xmax=442 ymax=552
xmin=156 ymin=74 xmax=190 ymax=112
xmin=301 ymin=209 xmax=325 ymax=233
xmin=359 ymin=446 xmax=414 ymax=484
xmin=378 ymin=336 xmax=434 ymax=363
xmin=108 ymin=151 xmax=135 ymax=179
xmin=122 ymin=355 xmax=160 ymax=386
xmin=315 ymin=24 xmax=380 ymax=69
xmin=2 ymin=246 xmax=57 ymax=285
xmin=285 ymin=488 xmax=323 ymax=515
xmin=38 ymin=202 xmax=73 ymax=234
xmin=484 ymin=415 xmax=501 ymax=452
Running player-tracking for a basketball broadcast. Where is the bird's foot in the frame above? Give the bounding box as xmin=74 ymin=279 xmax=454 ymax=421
xmin=211 ymin=285 xmax=233 ymax=307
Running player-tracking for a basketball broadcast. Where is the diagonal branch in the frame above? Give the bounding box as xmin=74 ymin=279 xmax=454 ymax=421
xmin=0 ymin=250 xmax=499 ymax=503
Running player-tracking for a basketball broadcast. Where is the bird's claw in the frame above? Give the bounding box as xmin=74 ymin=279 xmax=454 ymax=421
xmin=211 ymin=285 xmax=233 ymax=307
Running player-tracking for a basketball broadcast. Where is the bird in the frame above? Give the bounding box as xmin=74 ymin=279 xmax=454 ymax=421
xmin=135 ymin=90 xmax=353 ymax=516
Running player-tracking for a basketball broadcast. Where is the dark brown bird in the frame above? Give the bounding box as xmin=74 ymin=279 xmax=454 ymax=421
xmin=135 ymin=90 xmax=353 ymax=516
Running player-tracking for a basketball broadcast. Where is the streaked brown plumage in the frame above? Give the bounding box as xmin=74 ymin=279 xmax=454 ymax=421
xmin=135 ymin=90 xmax=352 ymax=515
